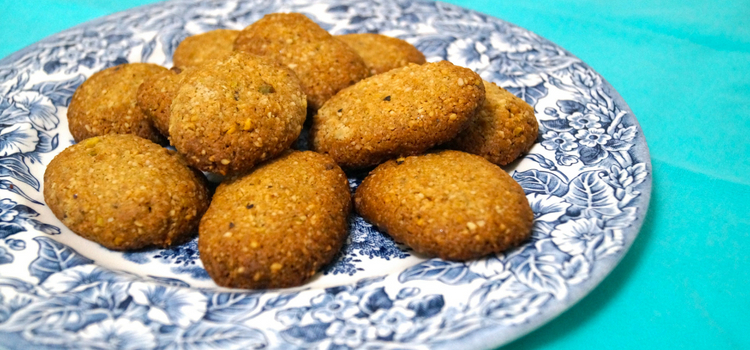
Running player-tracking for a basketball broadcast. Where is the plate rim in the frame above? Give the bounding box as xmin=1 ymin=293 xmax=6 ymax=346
xmin=0 ymin=0 xmax=653 ymax=349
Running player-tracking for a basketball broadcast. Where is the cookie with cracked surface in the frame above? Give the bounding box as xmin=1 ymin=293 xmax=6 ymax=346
xmin=354 ymin=150 xmax=533 ymax=261
xmin=336 ymin=33 xmax=426 ymax=75
xmin=173 ymin=29 xmax=240 ymax=68
xmin=68 ymin=63 xmax=167 ymax=142
xmin=447 ymin=80 xmax=538 ymax=165
xmin=199 ymin=151 xmax=351 ymax=289
xmin=169 ymin=52 xmax=307 ymax=175
xmin=310 ymin=61 xmax=485 ymax=168
xmin=44 ymin=134 xmax=210 ymax=251
xmin=234 ymin=13 xmax=368 ymax=110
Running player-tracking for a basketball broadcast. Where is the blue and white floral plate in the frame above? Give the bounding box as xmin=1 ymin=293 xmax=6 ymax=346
xmin=0 ymin=0 xmax=651 ymax=349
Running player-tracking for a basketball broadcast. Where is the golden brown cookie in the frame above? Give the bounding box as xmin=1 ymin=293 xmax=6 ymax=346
xmin=354 ymin=150 xmax=533 ymax=261
xmin=44 ymin=134 xmax=210 ymax=251
xmin=169 ymin=52 xmax=307 ymax=175
xmin=136 ymin=67 xmax=183 ymax=138
xmin=199 ymin=151 xmax=351 ymax=289
xmin=336 ymin=33 xmax=426 ymax=75
xmin=448 ymin=80 xmax=538 ymax=165
xmin=234 ymin=13 xmax=368 ymax=110
xmin=68 ymin=63 xmax=167 ymax=142
xmin=172 ymin=29 xmax=240 ymax=68
xmin=310 ymin=61 xmax=485 ymax=168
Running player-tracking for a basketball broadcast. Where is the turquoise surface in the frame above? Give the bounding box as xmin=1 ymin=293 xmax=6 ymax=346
xmin=0 ymin=1 xmax=748 ymax=349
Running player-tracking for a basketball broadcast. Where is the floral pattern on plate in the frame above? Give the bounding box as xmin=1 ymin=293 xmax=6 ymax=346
xmin=0 ymin=0 xmax=651 ymax=349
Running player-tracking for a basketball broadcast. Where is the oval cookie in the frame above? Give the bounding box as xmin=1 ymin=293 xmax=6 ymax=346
xmin=199 ymin=151 xmax=351 ymax=289
xmin=68 ymin=63 xmax=167 ymax=142
xmin=44 ymin=134 xmax=210 ymax=250
xmin=448 ymin=80 xmax=538 ymax=165
xmin=173 ymin=29 xmax=240 ymax=68
xmin=310 ymin=61 xmax=485 ymax=168
xmin=354 ymin=150 xmax=533 ymax=261
xmin=336 ymin=33 xmax=426 ymax=75
xmin=234 ymin=13 xmax=368 ymax=110
xmin=169 ymin=52 xmax=306 ymax=175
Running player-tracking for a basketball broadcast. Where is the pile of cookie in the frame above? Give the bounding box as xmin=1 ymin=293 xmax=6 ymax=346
xmin=44 ymin=13 xmax=537 ymax=289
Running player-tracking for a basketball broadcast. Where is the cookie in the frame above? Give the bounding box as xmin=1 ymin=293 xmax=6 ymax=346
xmin=68 ymin=63 xmax=167 ymax=142
xmin=172 ymin=29 xmax=240 ymax=68
xmin=354 ymin=150 xmax=533 ymax=261
xmin=136 ymin=67 xmax=184 ymax=137
xmin=310 ymin=61 xmax=485 ymax=168
xmin=44 ymin=134 xmax=210 ymax=251
xmin=448 ymin=80 xmax=538 ymax=165
xmin=199 ymin=151 xmax=351 ymax=289
xmin=169 ymin=52 xmax=307 ymax=175
xmin=336 ymin=33 xmax=426 ymax=75
xmin=234 ymin=13 xmax=368 ymax=110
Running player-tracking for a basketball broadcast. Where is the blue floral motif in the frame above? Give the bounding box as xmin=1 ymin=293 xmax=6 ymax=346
xmin=0 ymin=0 xmax=650 ymax=349
xmin=122 ymin=237 xmax=209 ymax=279
xmin=77 ymin=318 xmax=157 ymax=350
xmin=279 ymin=283 xmax=448 ymax=348
xmin=0 ymin=92 xmax=58 ymax=131
xmin=368 ymin=306 xmax=416 ymax=339
xmin=128 ymin=281 xmax=207 ymax=327
xmin=325 ymin=216 xmax=410 ymax=276
xmin=0 ymin=199 xmax=60 ymax=264
xmin=5 ymin=238 xmax=25 ymax=251
xmin=0 ymin=123 xmax=40 ymax=157
xmin=541 ymin=131 xmax=578 ymax=153
xmin=0 ymin=72 xmax=68 ymax=199
xmin=0 ymin=246 xmax=12 ymax=264
xmin=0 ymin=263 xmax=271 ymax=349
xmin=310 ymin=291 xmax=361 ymax=323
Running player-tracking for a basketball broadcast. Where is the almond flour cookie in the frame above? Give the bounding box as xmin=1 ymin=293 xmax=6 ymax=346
xmin=68 ymin=63 xmax=167 ymax=142
xmin=234 ymin=13 xmax=368 ymax=110
xmin=310 ymin=61 xmax=485 ymax=168
xmin=336 ymin=33 xmax=426 ymax=75
xmin=44 ymin=134 xmax=210 ymax=251
xmin=136 ymin=67 xmax=184 ymax=138
xmin=169 ymin=52 xmax=307 ymax=175
xmin=199 ymin=151 xmax=351 ymax=289
xmin=173 ymin=29 xmax=240 ymax=68
xmin=354 ymin=150 xmax=533 ymax=261
xmin=448 ymin=80 xmax=538 ymax=165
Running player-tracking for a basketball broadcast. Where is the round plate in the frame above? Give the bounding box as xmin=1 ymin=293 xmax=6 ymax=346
xmin=0 ymin=0 xmax=651 ymax=349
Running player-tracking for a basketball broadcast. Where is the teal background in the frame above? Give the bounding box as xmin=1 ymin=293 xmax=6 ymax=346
xmin=0 ymin=1 xmax=748 ymax=349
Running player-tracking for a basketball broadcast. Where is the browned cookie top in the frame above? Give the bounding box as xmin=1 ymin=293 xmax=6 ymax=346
xmin=354 ymin=150 xmax=533 ymax=261
xmin=136 ymin=67 xmax=183 ymax=138
xmin=234 ymin=13 xmax=368 ymax=110
xmin=44 ymin=134 xmax=210 ymax=251
xmin=448 ymin=80 xmax=538 ymax=165
xmin=310 ymin=61 xmax=485 ymax=168
xmin=337 ymin=33 xmax=426 ymax=75
xmin=68 ymin=63 xmax=167 ymax=142
xmin=169 ymin=52 xmax=307 ymax=175
xmin=199 ymin=151 xmax=351 ymax=289
xmin=173 ymin=29 xmax=240 ymax=68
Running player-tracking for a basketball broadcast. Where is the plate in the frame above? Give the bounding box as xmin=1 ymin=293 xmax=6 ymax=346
xmin=0 ymin=0 xmax=651 ymax=349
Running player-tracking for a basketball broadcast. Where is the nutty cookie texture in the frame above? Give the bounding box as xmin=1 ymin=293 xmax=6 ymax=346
xmin=234 ymin=13 xmax=368 ymax=110
xmin=169 ymin=52 xmax=307 ymax=175
xmin=336 ymin=33 xmax=426 ymax=75
xmin=310 ymin=61 xmax=485 ymax=169
xmin=136 ymin=67 xmax=185 ymax=138
xmin=68 ymin=63 xmax=167 ymax=142
xmin=448 ymin=80 xmax=538 ymax=165
xmin=199 ymin=151 xmax=351 ymax=289
xmin=173 ymin=29 xmax=240 ymax=68
xmin=354 ymin=150 xmax=533 ymax=261
xmin=43 ymin=134 xmax=210 ymax=251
